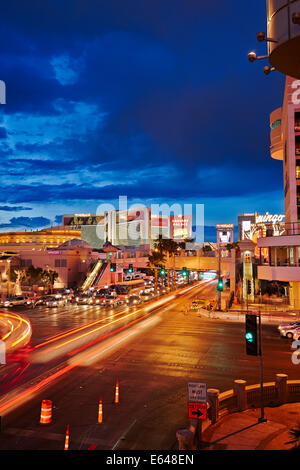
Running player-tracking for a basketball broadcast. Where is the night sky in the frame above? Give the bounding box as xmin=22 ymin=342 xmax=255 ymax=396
xmin=0 ymin=1 xmax=286 ymax=241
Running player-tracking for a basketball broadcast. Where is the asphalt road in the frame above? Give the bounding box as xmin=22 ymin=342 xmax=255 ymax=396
xmin=0 ymin=280 xmax=299 ymax=450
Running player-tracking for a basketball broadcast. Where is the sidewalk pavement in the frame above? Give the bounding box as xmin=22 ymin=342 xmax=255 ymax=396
xmin=200 ymin=403 xmax=300 ymax=450
xmin=198 ymin=307 xmax=298 ymax=325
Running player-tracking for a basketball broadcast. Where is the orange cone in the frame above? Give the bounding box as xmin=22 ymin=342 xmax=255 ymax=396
xmin=114 ymin=378 xmax=119 ymax=404
xmin=64 ymin=424 xmax=70 ymax=450
xmin=40 ymin=399 xmax=52 ymax=424
xmin=98 ymin=396 xmax=103 ymax=423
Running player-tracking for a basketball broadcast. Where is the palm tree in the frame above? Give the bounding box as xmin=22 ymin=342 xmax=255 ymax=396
xmin=153 ymin=238 xmax=179 ymax=288
xmin=41 ymin=269 xmax=58 ymax=294
xmin=286 ymin=422 xmax=300 ymax=449
xmin=148 ymin=251 xmax=166 ymax=294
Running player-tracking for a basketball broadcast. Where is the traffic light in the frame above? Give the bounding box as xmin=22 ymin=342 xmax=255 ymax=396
xmin=110 ymin=263 xmax=116 ymax=272
xmin=128 ymin=264 xmax=133 ymax=273
xmin=246 ymin=279 xmax=252 ymax=295
xmin=217 ymin=278 xmax=223 ymax=292
xmin=245 ymin=313 xmax=258 ymax=356
xmin=160 ymin=266 xmax=166 ymax=276
xmin=182 ymin=267 xmax=188 ymax=277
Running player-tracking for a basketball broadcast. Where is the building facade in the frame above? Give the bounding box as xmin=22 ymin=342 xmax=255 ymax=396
xmin=0 ymin=227 xmax=82 ymax=253
xmin=257 ymin=77 xmax=300 ymax=309
xmin=63 ymin=210 xmax=193 ymax=248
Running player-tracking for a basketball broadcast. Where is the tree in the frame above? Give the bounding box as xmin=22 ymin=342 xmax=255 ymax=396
xmin=41 ymin=269 xmax=58 ymax=293
xmin=153 ymin=237 xmax=179 ymax=255
xmin=148 ymin=251 xmax=166 ymax=295
xmin=202 ymin=245 xmax=213 ymax=252
xmin=286 ymin=422 xmax=300 ymax=450
xmin=148 ymin=251 xmax=166 ymax=268
xmin=25 ymin=265 xmax=44 ymax=285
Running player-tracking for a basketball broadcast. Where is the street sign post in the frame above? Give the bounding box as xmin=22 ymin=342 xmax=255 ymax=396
xmin=187 ymin=382 xmax=207 ymax=449
xmin=188 ymin=382 xmax=207 ymax=403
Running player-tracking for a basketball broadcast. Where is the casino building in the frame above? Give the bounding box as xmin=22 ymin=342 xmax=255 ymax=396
xmin=0 ymin=226 xmax=81 ymax=253
xmin=62 ymin=209 xmax=193 ymax=249
xmin=256 ymin=77 xmax=300 ymax=309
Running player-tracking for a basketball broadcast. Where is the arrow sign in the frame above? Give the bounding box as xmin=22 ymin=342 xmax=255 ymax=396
xmin=188 ymin=402 xmax=207 ymax=420
xmin=192 ymin=409 xmax=204 ymax=418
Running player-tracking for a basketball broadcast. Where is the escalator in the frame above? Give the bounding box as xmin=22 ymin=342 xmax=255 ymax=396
xmin=81 ymin=260 xmax=107 ymax=291
xmin=92 ymin=261 xmax=108 ymax=289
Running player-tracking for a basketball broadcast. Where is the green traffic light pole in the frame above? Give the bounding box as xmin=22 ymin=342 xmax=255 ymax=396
xmin=258 ymin=290 xmax=267 ymax=423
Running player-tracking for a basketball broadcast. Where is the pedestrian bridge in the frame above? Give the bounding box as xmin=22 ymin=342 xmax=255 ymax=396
xmin=112 ymin=249 xmax=236 ymax=287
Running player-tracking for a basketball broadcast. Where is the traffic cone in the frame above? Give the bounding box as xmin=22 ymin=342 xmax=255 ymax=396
xmin=98 ymin=396 xmax=103 ymax=423
xmin=114 ymin=378 xmax=119 ymax=404
xmin=40 ymin=399 xmax=52 ymax=424
xmin=64 ymin=424 xmax=70 ymax=450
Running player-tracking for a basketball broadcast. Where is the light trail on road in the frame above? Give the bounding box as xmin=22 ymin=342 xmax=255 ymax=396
xmin=0 ymin=281 xmax=213 ymax=418
xmin=0 ymin=311 xmax=32 ymax=350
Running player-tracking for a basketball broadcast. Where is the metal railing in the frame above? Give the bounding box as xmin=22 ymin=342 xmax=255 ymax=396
xmin=264 ymin=222 xmax=300 ymax=236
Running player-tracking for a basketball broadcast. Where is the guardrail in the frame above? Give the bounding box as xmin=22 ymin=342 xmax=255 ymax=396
xmin=176 ymin=373 xmax=300 ymax=450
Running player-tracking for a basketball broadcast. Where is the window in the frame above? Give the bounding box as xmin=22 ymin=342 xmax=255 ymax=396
xmin=296 ymin=136 xmax=300 ymax=156
xmin=20 ymin=259 xmax=32 ymax=267
xmin=55 ymin=259 xmax=67 ymax=267
xmin=295 ymin=112 xmax=300 ymax=132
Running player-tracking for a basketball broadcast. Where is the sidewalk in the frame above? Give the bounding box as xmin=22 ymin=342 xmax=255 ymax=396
xmin=200 ymin=403 xmax=300 ymax=450
xmin=198 ymin=306 xmax=298 ymax=325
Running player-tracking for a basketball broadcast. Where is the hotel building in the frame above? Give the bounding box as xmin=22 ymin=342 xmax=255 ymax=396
xmin=63 ymin=210 xmax=193 ymax=249
xmin=257 ymin=77 xmax=300 ymax=309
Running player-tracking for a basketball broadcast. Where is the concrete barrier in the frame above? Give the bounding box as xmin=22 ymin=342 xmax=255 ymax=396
xmin=176 ymin=374 xmax=300 ymax=450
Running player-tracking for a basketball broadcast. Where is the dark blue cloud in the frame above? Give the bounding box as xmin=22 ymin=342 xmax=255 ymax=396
xmin=0 ymin=1 xmax=286 ymax=230
xmin=0 ymin=205 xmax=32 ymax=211
xmin=0 ymin=216 xmax=51 ymax=229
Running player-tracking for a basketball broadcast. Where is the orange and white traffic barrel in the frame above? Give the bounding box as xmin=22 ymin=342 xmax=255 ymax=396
xmin=98 ymin=396 xmax=103 ymax=423
xmin=64 ymin=424 xmax=70 ymax=450
xmin=114 ymin=379 xmax=119 ymax=404
xmin=40 ymin=399 xmax=52 ymax=424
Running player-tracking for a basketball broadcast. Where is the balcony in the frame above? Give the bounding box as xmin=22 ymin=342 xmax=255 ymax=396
xmin=263 ymin=222 xmax=300 ymax=237
xmin=258 ymin=265 xmax=300 ymax=282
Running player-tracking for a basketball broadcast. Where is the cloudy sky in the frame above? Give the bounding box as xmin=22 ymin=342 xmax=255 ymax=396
xmin=0 ymin=1 xmax=286 ymax=240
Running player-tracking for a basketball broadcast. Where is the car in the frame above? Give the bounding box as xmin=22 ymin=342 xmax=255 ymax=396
xmin=139 ymin=292 xmax=152 ymax=302
xmin=31 ymin=295 xmax=53 ymax=307
xmin=2 ymin=296 xmax=31 ymax=307
xmin=91 ymin=293 xmax=106 ymax=305
xmin=126 ymin=295 xmax=141 ymax=306
xmin=279 ymin=325 xmax=300 ymax=339
xmin=278 ymin=321 xmax=300 ymax=331
xmin=76 ymin=294 xmax=94 ymax=305
xmin=102 ymin=296 xmax=120 ymax=307
xmin=278 ymin=322 xmax=300 ymax=338
xmin=46 ymin=297 xmax=67 ymax=308
xmin=292 ymin=328 xmax=300 ymax=341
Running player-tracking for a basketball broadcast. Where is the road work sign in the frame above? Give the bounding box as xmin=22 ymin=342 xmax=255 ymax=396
xmin=188 ymin=402 xmax=207 ymax=420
